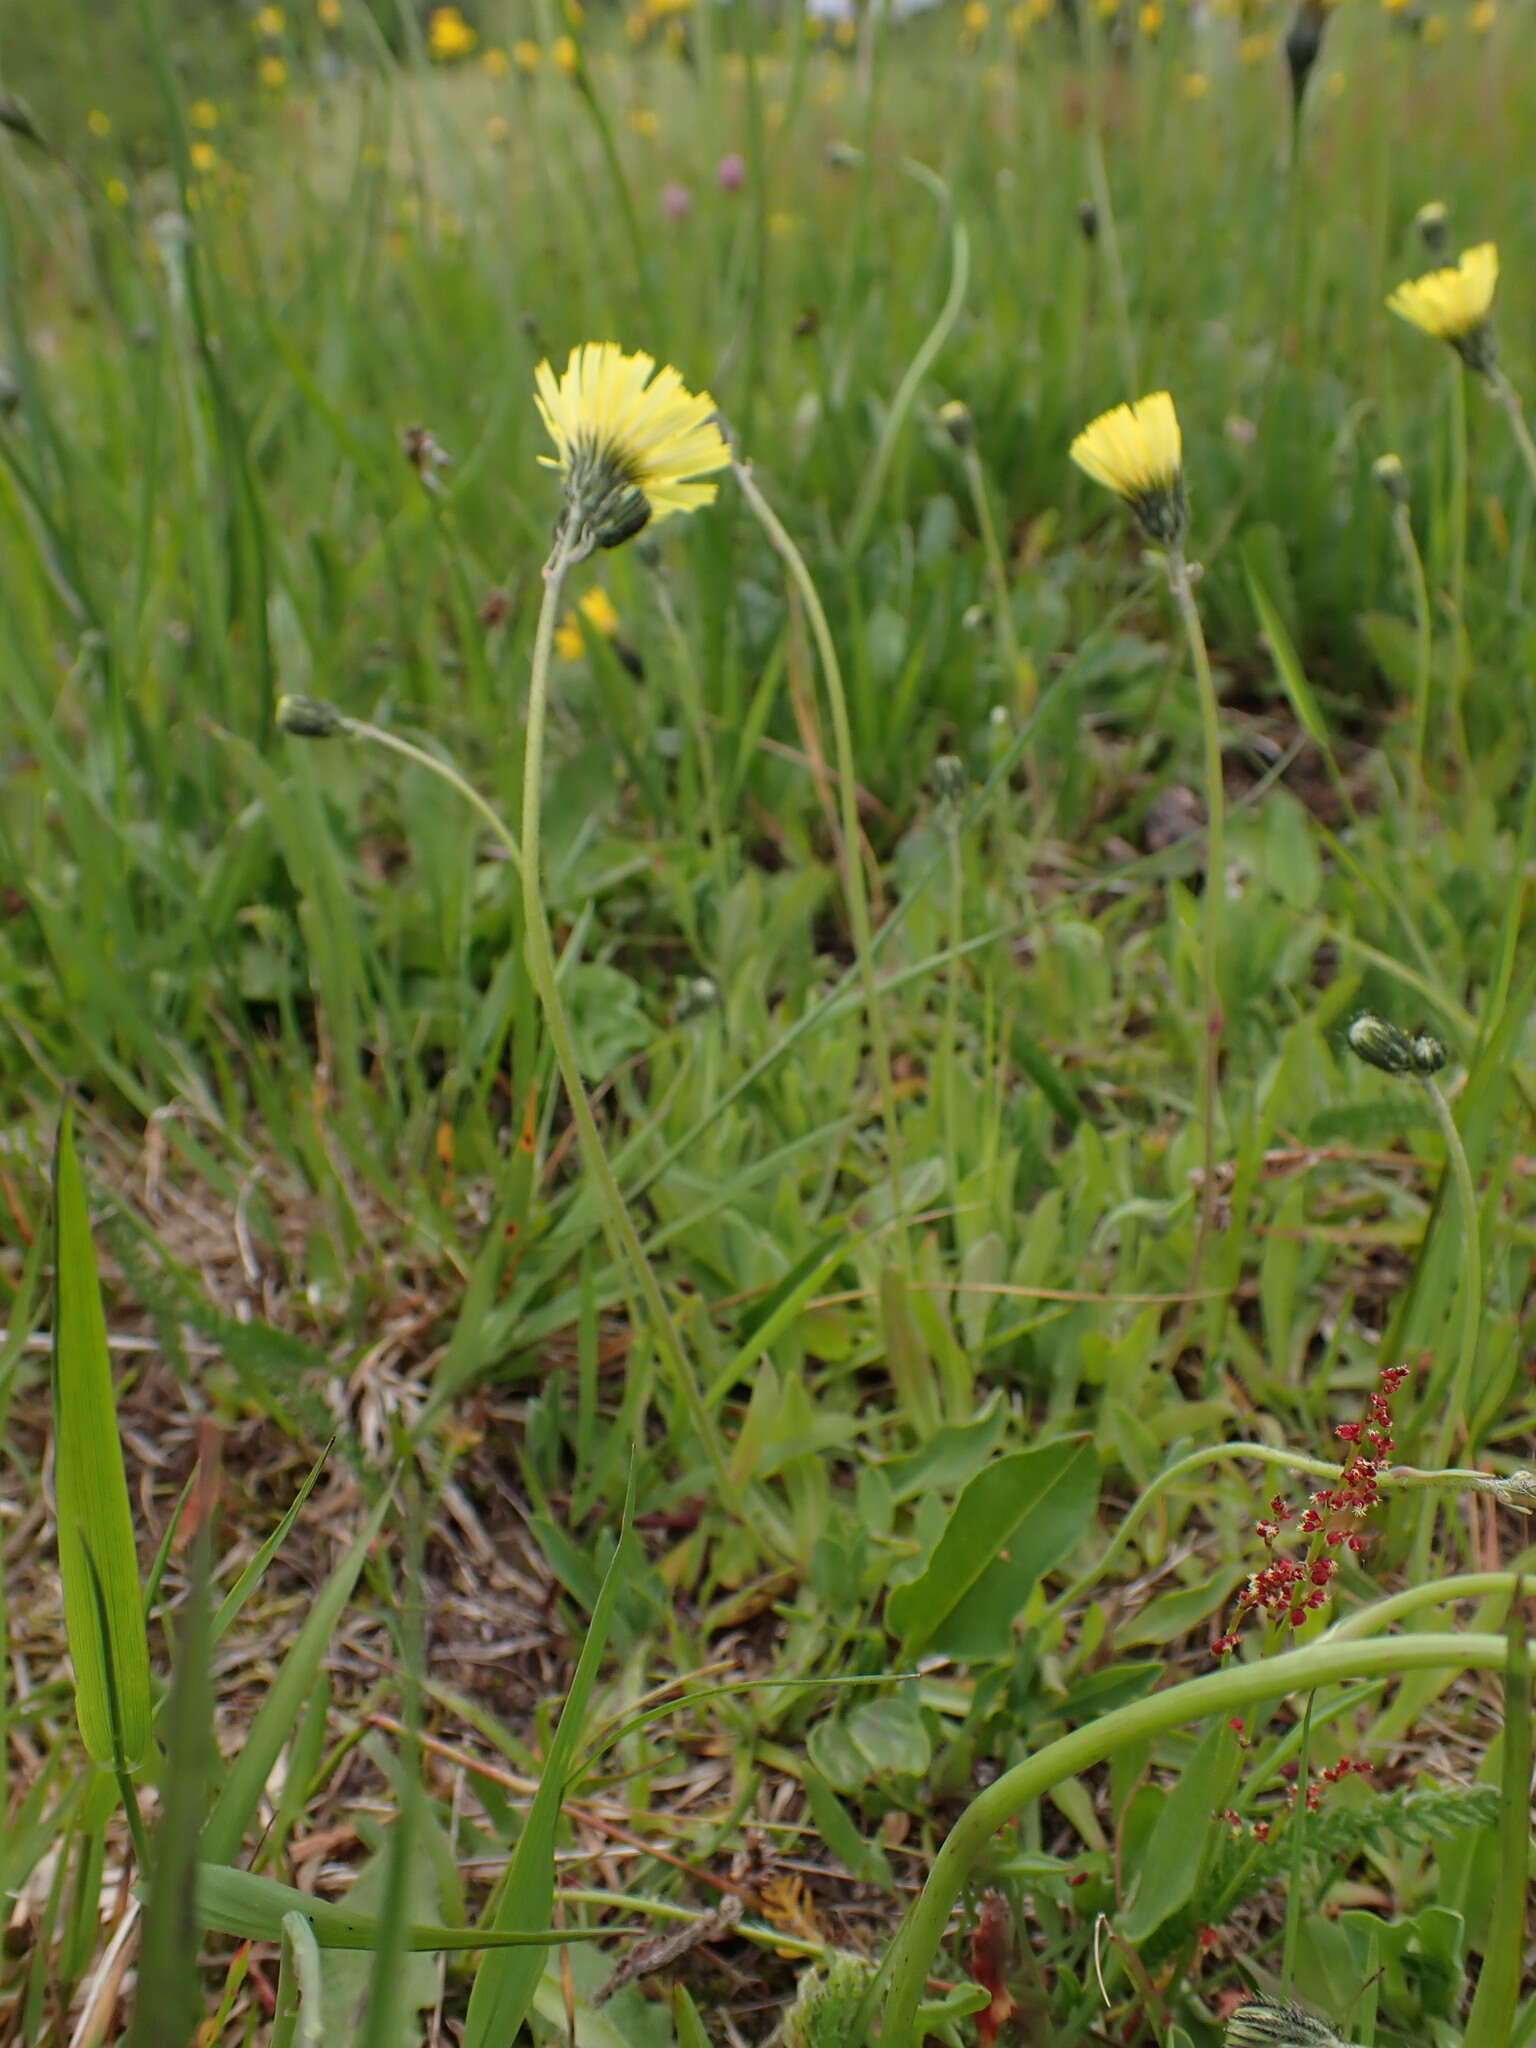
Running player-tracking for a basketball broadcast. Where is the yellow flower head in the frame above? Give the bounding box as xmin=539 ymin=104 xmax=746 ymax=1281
xmin=258 ymin=54 xmax=288 ymax=87
xmin=1387 ymin=241 xmax=1498 ymax=368
xmin=87 ymin=108 xmax=112 ymax=138
xmin=1139 ymin=1 xmax=1164 ymax=32
xmin=1070 ymin=391 xmax=1185 ymax=542
xmin=1470 ymin=1 xmax=1495 ymax=28
xmin=1182 ymin=67 xmax=1210 ymax=94
xmin=552 ymin=33 xmax=580 ymax=72
xmin=555 ymin=586 xmax=623 ymax=659
xmin=105 ymin=176 xmax=129 ymax=207
xmin=1420 ymin=10 xmax=1445 ymax=40
xmin=514 ymin=37 xmax=541 ymax=65
xmin=190 ymin=98 xmax=220 ymax=129
xmin=428 ymin=5 xmax=477 ymax=59
xmin=483 ymin=45 xmax=510 ymax=73
xmin=255 ymin=4 xmax=286 ymax=31
xmin=535 ymin=342 xmax=731 ymax=551
xmin=190 ymin=140 xmax=218 ymax=172
xmin=317 ymin=0 xmax=343 ymax=23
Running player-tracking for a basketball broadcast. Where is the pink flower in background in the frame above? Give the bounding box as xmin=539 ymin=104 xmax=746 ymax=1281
xmin=716 ymin=151 xmax=745 ymax=191
xmin=661 ymin=181 xmax=693 ymax=220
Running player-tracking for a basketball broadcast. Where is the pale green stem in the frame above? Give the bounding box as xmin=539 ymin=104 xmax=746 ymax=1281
xmin=523 ymin=536 xmax=736 ymax=1505
xmin=942 ymin=821 xmax=963 ymax=1216
xmin=1082 ymin=128 xmax=1138 ymax=396
xmin=1166 ymin=547 xmax=1224 ymax=1281
xmin=1486 ymin=363 xmax=1536 ymax=498
xmin=1280 ymin=1691 xmax=1315 ymax=1993
xmin=732 ymin=457 xmax=908 ymax=1230
xmin=842 ymin=153 xmax=971 ymax=564
xmin=1321 ymin=1565 xmax=1536 ymax=1643
xmin=1389 ymin=500 xmax=1433 ymax=832
xmin=343 ymin=719 xmax=523 ymax=879
xmin=875 ymin=1633 xmax=1512 ymax=2046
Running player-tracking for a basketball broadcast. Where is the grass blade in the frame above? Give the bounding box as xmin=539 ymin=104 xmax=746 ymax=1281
xmin=51 ymin=1105 xmax=152 ymax=1768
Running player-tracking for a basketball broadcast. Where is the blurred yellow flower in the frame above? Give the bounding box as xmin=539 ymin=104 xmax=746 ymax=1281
xmin=627 ymin=106 xmax=661 ymax=135
xmin=554 ymin=587 xmax=622 ymax=659
xmin=190 ymin=140 xmax=218 ymax=172
xmin=1239 ymin=30 xmax=1272 ymax=58
xmin=1181 ymin=68 xmax=1210 ymax=94
xmin=1420 ymin=11 xmax=1446 ymax=39
xmin=514 ymin=37 xmax=541 ymax=66
xmin=625 ymin=9 xmax=650 ymax=38
xmin=254 ymin=5 xmax=286 ymax=32
xmin=483 ymin=45 xmax=510 ymax=73
xmin=1009 ymin=3 xmax=1033 ymax=34
xmin=1387 ymin=242 xmax=1498 ymax=362
xmin=317 ymin=0 xmax=343 ymax=22
xmin=648 ymin=0 xmax=693 ymax=18
xmin=834 ymin=16 xmax=857 ymax=43
xmin=1324 ymin=68 xmax=1345 ymax=92
xmin=190 ymin=99 xmax=220 ymax=129
xmin=486 ymin=113 xmax=511 ymax=142
xmin=964 ymin=1 xmax=990 ymax=25
xmin=258 ymin=54 xmax=288 ymax=86
xmin=535 ymin=342 xmax=730 ymax=545
xmin=1070 ymin=391 xmax=1186 ymax=541
xmin=566 ymin=0 xmax=586 ymax=20
xmin=1139 ymin=1 xmax=1164 ymax=31
xmin=552 ymin=33 xmax=579 ymax=70
xmin=1470 ymin=0 xmax=1495 ymax=25
xmin=105 ymin=176 xmax=128 ymax=206
xmin=87 ymin=108 xmax=112 ymax=137
xmin=768 ymin=209 xmax=797 ymax=235
xmin=428 ymin=5 xmax=477 ymax=58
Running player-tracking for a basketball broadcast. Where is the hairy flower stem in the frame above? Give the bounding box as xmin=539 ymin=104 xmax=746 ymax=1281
xmin=733 ymin=458 xmax=909 ymax=1236
xmin=873 ymin=1633 xmax=1514 ymax=2048
xmin=525 ymin=536 xmax=737 ymax=1506
xmin=1167 ymin=546 xmax=1224 ymax=1284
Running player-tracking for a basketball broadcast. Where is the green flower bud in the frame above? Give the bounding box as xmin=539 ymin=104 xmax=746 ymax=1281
xmin=277 ymin=693 xmax=350 ymax=739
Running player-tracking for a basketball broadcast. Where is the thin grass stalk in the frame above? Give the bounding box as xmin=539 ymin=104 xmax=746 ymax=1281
xmin=1390 ymin=497 xmax=1435 ymax=830
xmin=732 ymin=458 xmax=908 ymax=1232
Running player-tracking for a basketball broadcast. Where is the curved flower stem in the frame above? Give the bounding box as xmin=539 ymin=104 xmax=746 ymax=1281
xmin=733 ymin=457 xmax=908 ymax=1235
xmin=524 ymin=535 xmax=736 ymax=1506
xmin=343 ymin=720 xmax=524 ymax=879
xmin=875 ymin=1632 xmax=1511 ymax=2046
xmin=1447 ymin=361 xmax=1471 ymax=775
xmin=1320 ymin=1566 xmax=1536 ymax=1643
xmin=842 ymin=152 xmax=971 ymax=565
xmin=1166 ymin=546 xmax=1224 ymax=1283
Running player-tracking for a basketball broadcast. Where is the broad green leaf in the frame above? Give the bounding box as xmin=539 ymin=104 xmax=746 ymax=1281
xmin=201 ymin=1486 xmax=394 ymax=1866
xmin=273 ymin=1913 xmax=325 ymax=2048
xmin=461 ymin=1482 xmax=635 ymax=2048
xmin=51 ymin=1107 xmax=152 ymax=1767
xmin=1121 ymin=1717 xmax=1241 ymax=1942
xmin=884 ymin=1437 xmax=1097 ymax=1659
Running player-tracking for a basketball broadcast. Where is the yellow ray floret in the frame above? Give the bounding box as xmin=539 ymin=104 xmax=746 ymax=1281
xmin=535 ymin=343 xmax=731 ymax=546
xmin=1386 ymin=241 xmax=1498 ymax=343
xmin=1070 ymin=391 xmax=1185 ymax=540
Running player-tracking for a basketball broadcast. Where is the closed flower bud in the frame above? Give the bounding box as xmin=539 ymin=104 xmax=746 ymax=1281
xmin=1346 ymin=1012 xmax=1447 ymax=1077
xmin=938 ymin=399 xmax=974 ymax=448
xmin=278 ymin=693 xmax=351 ymax=738
xmin=1414 ymin=200 xmax=1451 ymax=260
xmin=1371 ymin=452 xmax=1410 ymax=504
xmin=1076 ymin=198 xmax=1099 ymax=241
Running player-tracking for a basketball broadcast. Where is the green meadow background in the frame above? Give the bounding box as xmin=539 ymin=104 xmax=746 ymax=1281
xmin=3 ymin=0 xmax=1536 ymax=2041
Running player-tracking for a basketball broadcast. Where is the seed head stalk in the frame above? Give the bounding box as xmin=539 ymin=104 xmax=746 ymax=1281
xmin=1165 ymin=544 xmax=1224 ymax=1277
xmin=1486 ymin=363 xmax=1536 ymax=497
xmin=1410 ymin=1072 xmax=1483 ymax=1577
xmin=525 ymin=533 xmax=737 ymax=1504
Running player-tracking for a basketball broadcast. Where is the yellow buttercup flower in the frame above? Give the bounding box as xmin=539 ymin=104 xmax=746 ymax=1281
xmin=1387 ymin=241 xmax=1498 ymax=369
xmin=427 ymin=4 xmax=477 ymax=59
xmin=554 ymin=587 xmax=622 ymax=659
xmin=190 ymin=140 xmax=218 ymax=172
xmin=1139 ymin=2 xmax=1165 ymax=33
xmin=1070 ymin=391 xmax=1186 ymax=542
xmin=535 ymin=342 xmax=731 ymax=550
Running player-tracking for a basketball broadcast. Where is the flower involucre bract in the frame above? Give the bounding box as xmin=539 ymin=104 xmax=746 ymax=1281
xmin=1387 ymin=241 xmax=1498 ymax=369
xmin=535 ymin=342 xmax=730 ymax=552
xmin=1070 ymin=390 xmax=1186 ymax=542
